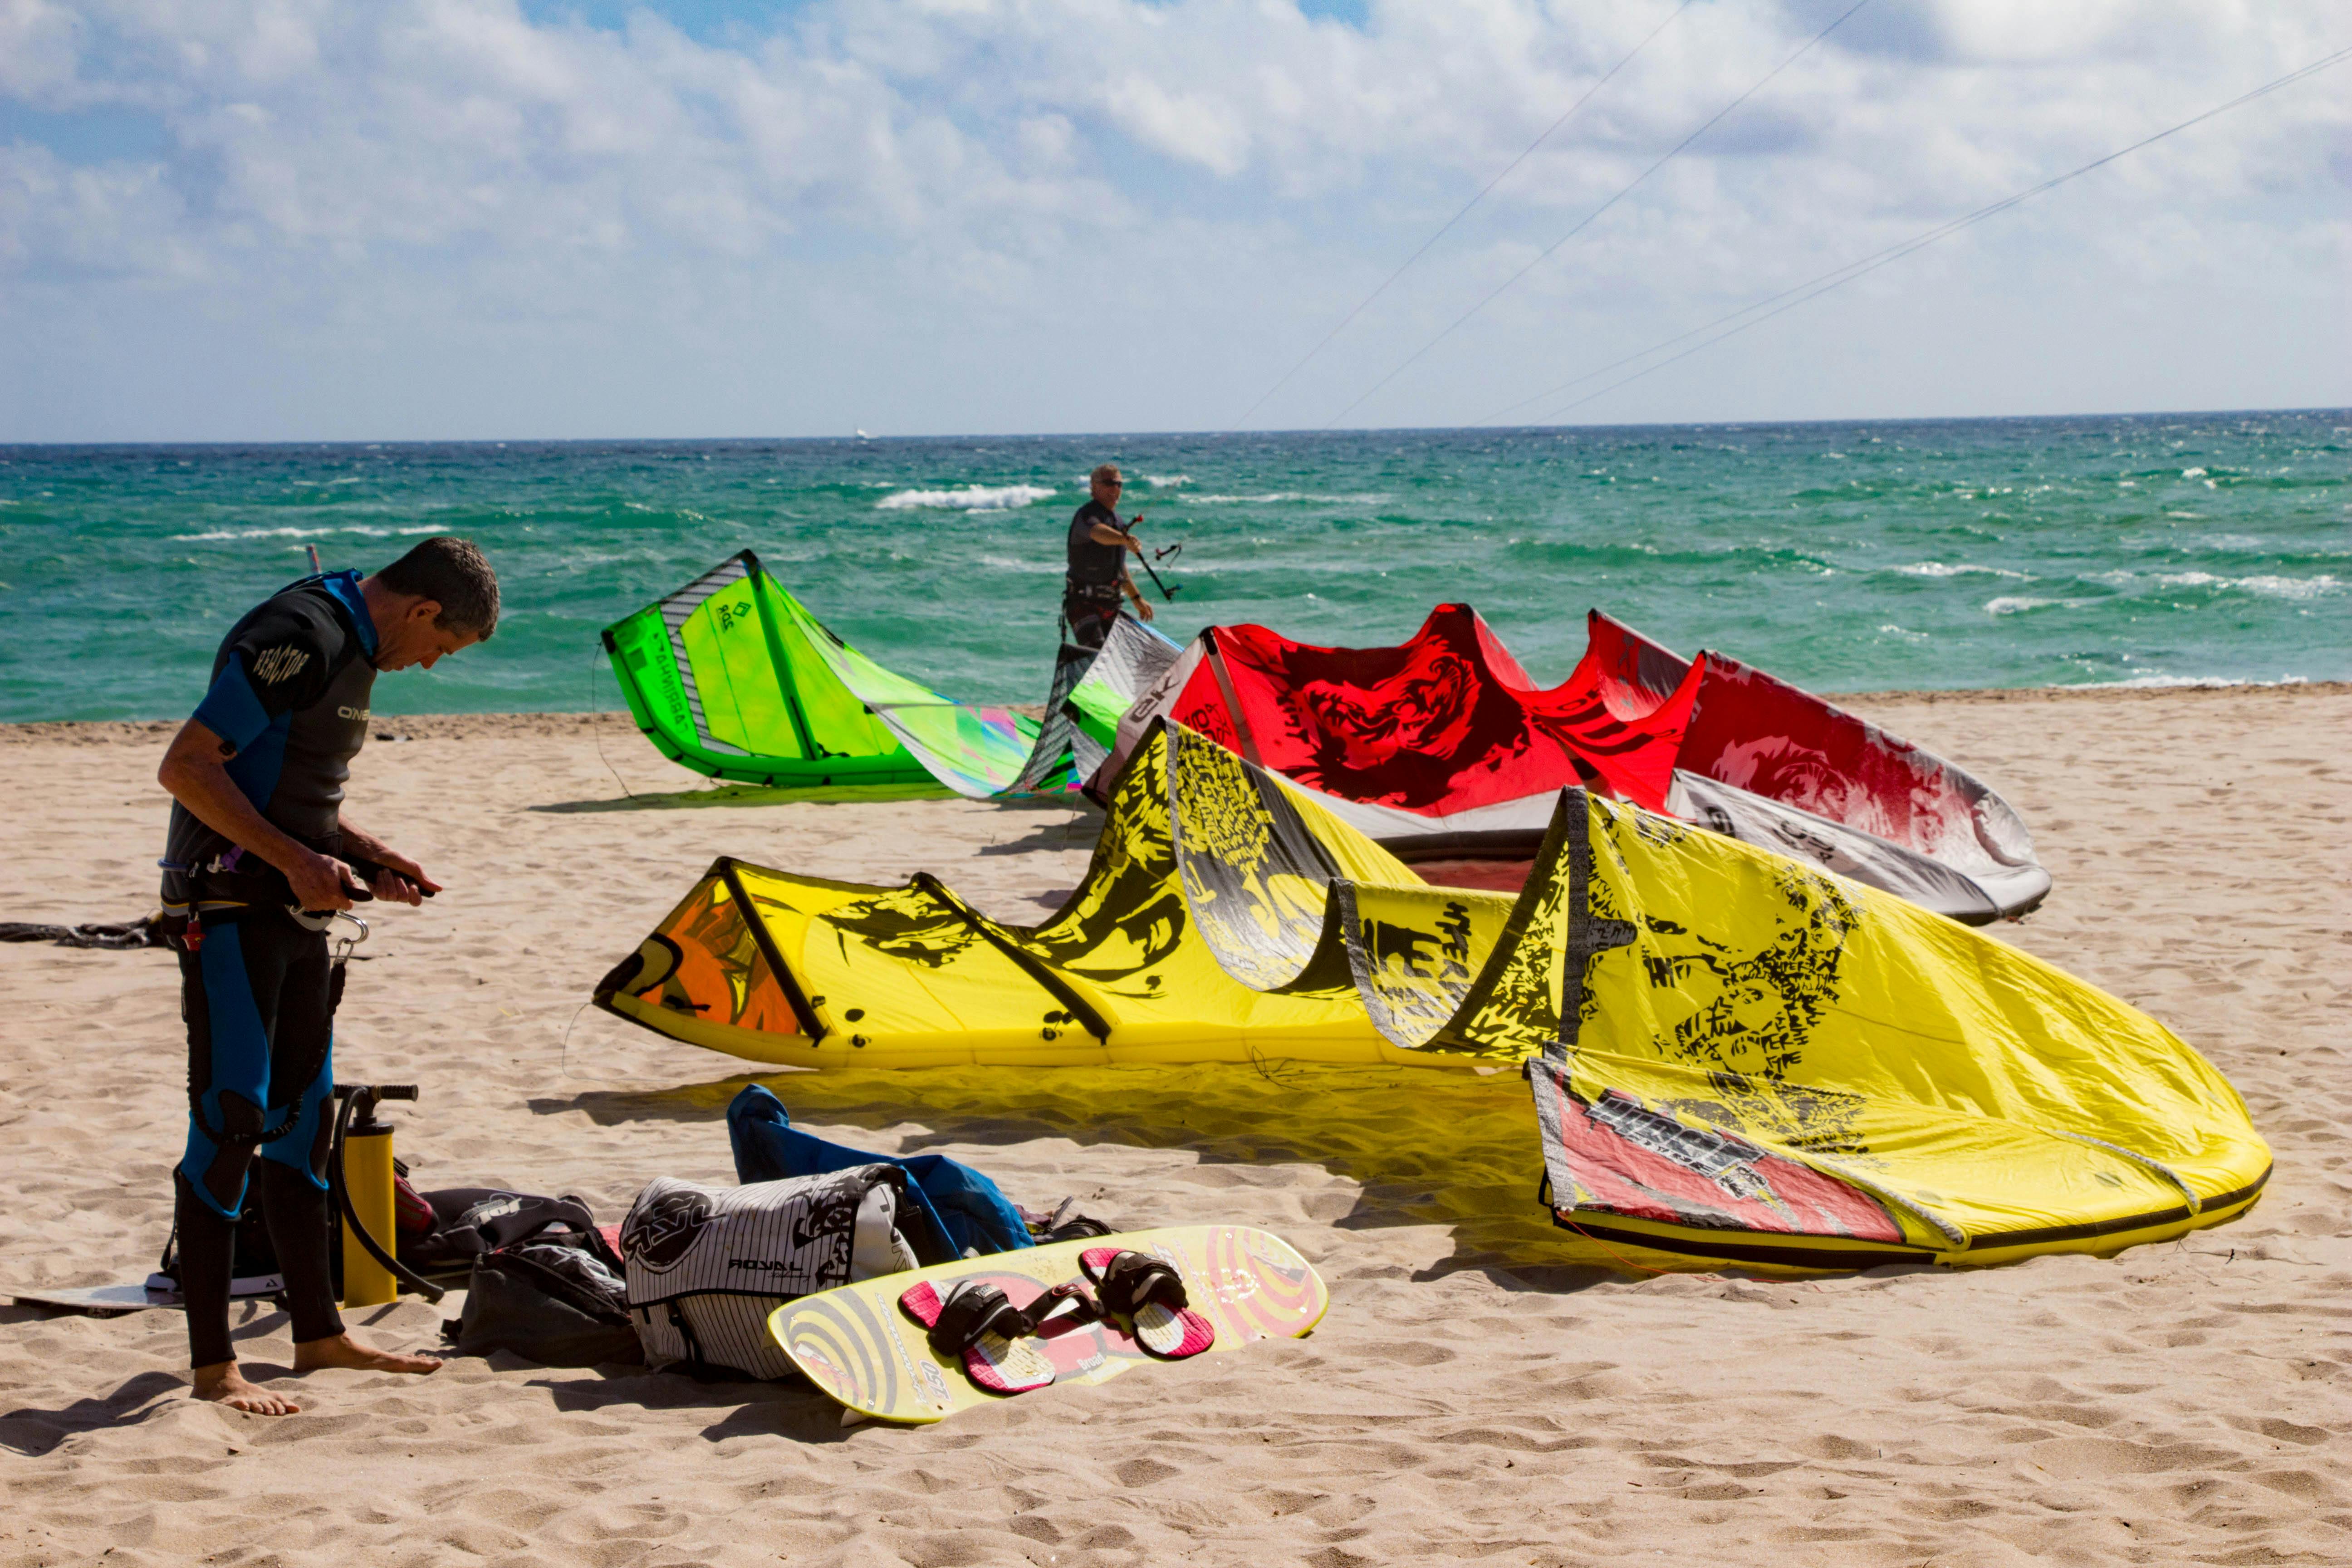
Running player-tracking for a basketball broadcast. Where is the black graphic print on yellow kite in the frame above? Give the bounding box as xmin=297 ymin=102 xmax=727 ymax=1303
xmin=1164 ymin=727 xmax=1348 ymax=994
xmin=1019 ymin=734 xmax=1194 ymax=993
xmin=1561 ymin=806 xmax=1879 ymax=1157
xmin=595 ymin=933 xmax=685 ymax=1010
xmin=825 ymin=886 xmax=986 ymax=972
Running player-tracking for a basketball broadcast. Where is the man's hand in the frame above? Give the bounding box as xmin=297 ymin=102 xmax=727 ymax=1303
xmin=340 ymin=827 xmax=441 ymax=907
xmin=285 ymin=850 xmax=362 ymax=912
xmin=1125 ymin=512 xmax=1146 ymax=554
xmin=1133 ymin=598 xmax=1156 ymax=622
xmin=364 ymin=846 xmax=439 ymax=908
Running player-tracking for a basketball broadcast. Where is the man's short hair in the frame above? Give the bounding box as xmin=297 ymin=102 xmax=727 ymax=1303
xmin=1090 ymin=464 xmax=1122 ymax=486
xmin=377 ymin=536 xmax=500 ymax=639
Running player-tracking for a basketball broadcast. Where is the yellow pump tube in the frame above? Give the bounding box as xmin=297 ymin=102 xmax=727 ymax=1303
xmin=337 ymin=1093 xmax=402 ymax=1309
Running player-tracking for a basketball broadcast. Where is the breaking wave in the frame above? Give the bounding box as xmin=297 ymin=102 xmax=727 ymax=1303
xmin=2154 ymin=571 xmax=2340 ymax=600
xmin=1892 ymin=561 xmax=2030 ymax=580
xmin=2092 ymin=570 xmax=2342 ymax=601
xmin=1190 ymin=491 xmax=1392 ymax=506
xmin=875 ymin=484 xmax=1057 ymax=512
xmin=171 ymin=524 xmax=444 ymax=541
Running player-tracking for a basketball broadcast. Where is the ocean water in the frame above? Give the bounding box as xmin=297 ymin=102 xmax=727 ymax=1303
xmin=0 ymin=411 xmax=2342 ymax=724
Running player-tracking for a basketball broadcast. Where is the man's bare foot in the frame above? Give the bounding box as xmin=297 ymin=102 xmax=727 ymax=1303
xmin=192 ymin=1361 xmax=300 ymax=1416
xmin=292 ymin=1332 xmax=442 ymax=1377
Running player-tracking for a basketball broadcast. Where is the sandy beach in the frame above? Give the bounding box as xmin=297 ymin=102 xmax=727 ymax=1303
xmin=1 ymin=683 xmax=2344 ymax=1567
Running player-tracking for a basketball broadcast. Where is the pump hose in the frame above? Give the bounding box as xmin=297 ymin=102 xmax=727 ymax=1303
xmin=328 ymin=1092 xmax=446 ymax=1303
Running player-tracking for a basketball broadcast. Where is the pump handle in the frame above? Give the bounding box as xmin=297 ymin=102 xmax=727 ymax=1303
xmin=333 ymin=1082 xmax=418 ymax=1102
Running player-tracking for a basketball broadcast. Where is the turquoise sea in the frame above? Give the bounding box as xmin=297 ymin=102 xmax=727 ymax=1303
xmin=1 ymin=411 xmax=2343 ymax=723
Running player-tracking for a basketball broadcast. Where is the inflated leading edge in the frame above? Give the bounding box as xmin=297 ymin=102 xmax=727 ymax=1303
xmin=595 ymin=721 xmax=2267 ymax=1269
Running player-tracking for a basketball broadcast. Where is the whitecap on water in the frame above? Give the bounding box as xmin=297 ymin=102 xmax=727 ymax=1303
xmin=876 ymin=484 xmax=1056 ymax=512
xmin=2233 ymin=573 xmax=2339 ymax=601
xmin=1892 ymin=561 xmax=2030 ymax=580
xmin=2155 ymin=572 xmax=2339 ymax=600
xmin=170 ymin=524 xmax=442 ymax=542
xmin=1189 ymin=491 xmax=1392 ymax=506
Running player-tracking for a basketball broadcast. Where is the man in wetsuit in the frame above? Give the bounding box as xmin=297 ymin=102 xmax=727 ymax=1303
xmin=155 ymin=535 xmax=500 ymax=1416
xmin=1063 ymin=463 xmax=1153 ymax=650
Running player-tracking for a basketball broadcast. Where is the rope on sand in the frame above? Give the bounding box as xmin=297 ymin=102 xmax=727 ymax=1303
xmin=0 ymin=915 xmax=170 ymax=950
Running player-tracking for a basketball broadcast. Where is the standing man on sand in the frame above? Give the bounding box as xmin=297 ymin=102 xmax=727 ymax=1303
xmin=1063 ymin=463 xmax=1154 ymax=650
xmin=155 ymin=536 xmax=499 ymax=1415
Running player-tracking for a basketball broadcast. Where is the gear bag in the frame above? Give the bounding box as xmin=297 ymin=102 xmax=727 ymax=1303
xmin=401 ymin=1187 xmax=617 ymax=1277
xmin=618 ymin=1165 xmax=945 ymax=1380
xmin=725 ymin=1084 xmax=1034 ymax=1257
xmin=442 ymin=1242 xmax=642 ymax=1368
xmin=437 ymin=1192 xmax=637 ymax=1367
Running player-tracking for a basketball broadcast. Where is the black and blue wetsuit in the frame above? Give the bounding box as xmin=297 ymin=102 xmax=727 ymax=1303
xmin=162 ymin=570 xmax=377 ymax=1366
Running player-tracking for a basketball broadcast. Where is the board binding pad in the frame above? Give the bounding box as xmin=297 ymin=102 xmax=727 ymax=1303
xmin=770 ymin=1225 xmax=1327 ymax=1425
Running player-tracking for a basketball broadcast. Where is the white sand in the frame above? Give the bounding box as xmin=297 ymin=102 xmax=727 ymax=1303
xmin=1 ymin=686 xmax=2344 ymax=1566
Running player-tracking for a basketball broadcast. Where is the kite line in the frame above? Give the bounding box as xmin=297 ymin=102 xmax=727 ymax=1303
xmin=1233 ymin=0 xmax=1697 ymax=428
xmin=1321 ymin=0 xmax=1876 ymax=428
xmin=1478 ymin=41 xmax=2352 ymax=426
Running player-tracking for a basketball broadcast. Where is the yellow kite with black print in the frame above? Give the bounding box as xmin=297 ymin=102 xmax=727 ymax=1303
xmin=595 ymin=721 xmax=2267 ymax=1270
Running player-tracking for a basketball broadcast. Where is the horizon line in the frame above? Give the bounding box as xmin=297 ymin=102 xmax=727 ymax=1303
xmin=3 ymin=404 xmax=2347 ymax=451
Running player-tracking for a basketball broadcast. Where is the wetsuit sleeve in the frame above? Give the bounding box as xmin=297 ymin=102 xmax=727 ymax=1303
xmin=192 ymin=605 xmax=341 ymax=753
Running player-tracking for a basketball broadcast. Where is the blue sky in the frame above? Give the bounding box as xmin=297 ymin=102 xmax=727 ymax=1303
xmin=2 ymin=0 xmax=2344 ymax=441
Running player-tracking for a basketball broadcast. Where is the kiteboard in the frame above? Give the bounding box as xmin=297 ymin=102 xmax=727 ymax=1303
xmin=769 ymin=1225 xmax=1327 ymax=1425
xmin=10 ymin=1274 xmax=284 ymax=1317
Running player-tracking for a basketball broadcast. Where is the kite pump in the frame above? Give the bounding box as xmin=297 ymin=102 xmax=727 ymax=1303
xmin=314 ymin=906 xmax=444 ymax=1307
xmin=330 ymin=1083 xmax=444 ymax=1307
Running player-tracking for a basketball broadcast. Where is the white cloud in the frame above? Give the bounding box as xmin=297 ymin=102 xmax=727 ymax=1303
xmin=0 ymin=0 xmax=84 ymax=99
xmin=0 ymin=0 xmax=2344 ymax=438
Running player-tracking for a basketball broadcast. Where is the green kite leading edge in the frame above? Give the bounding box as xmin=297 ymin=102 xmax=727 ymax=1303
xmin=603 ymin=550 xmax=1175 ymax=794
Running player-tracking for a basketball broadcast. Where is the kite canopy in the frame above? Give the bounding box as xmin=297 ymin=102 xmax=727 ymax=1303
xmin=602 ymin=551 xmax=933 ymax=786
xmin=1094 ymin=606 xmax=2050 ymax=923
xmin=1098 ymin=603 xmax=1701 ymax=818
xmin=596 ymin=720 xmax=2266 ymax=1270
xmin=1588 ymin=612 xmax=2052 ymax=921
xmin=604 ymin=551 xmax=1176 ymax=795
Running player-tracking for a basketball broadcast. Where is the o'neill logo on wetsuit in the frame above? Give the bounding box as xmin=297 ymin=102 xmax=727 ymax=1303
xmin=338 ymin=706 xmax=371 ymax=721
xmin=251 ymin=645 xmax=310 ymax=684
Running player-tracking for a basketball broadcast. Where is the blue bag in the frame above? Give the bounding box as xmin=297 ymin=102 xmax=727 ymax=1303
xmin=725 ymin=1085 xmax=1034 ymax=1256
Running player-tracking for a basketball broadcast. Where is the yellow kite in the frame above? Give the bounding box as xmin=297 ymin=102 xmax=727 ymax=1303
xmin=596 ymin=722 xmax=2268 ymax=1269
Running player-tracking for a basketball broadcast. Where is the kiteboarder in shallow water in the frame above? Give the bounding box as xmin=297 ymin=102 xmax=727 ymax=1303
xmin=153 ymin=536 xmax=500 ymax=1415
xmin=1063 ymin=464 xmax=1153 ymax=650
